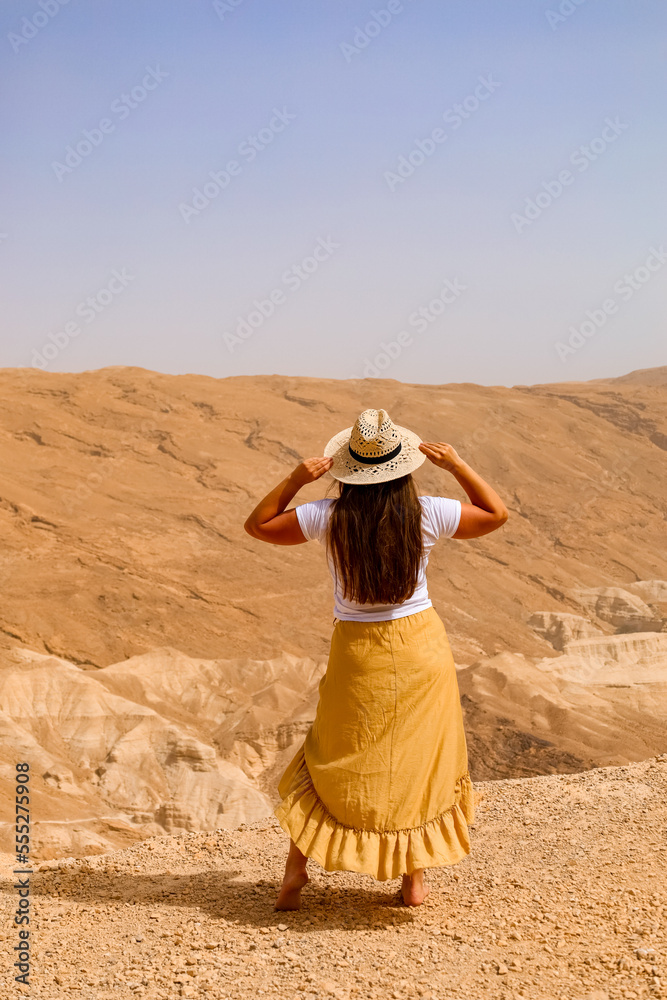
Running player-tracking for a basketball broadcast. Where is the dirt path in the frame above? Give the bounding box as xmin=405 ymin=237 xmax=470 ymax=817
xmin=1 ymin=755 xmax=666 ymax=1000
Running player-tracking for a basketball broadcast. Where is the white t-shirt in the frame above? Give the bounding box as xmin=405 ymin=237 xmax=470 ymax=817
xmin=295 ymin=495 xmax=461 ymax=622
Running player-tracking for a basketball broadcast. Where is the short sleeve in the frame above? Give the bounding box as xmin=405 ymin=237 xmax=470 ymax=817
xmin=294 ymin=498 xmax=333 ymax=543
xmin=419 ymin=496 xmax=461 ymax=540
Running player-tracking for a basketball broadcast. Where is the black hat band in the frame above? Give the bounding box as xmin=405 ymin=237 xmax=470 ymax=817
xmin=348 ymin=441 xmax=402 ymax=465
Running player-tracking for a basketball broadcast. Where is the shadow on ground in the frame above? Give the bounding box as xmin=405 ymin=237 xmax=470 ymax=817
xmin=2 ymin=868 xmax=430 ymax=930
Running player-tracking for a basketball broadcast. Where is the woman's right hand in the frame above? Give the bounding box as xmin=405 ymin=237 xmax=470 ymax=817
xmin=418 ymin=442 xmax=462 ymax=473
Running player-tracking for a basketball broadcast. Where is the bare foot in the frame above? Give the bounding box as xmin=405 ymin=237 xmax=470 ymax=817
xmin=275 ymin=868 xmax=308 ymax=910
xmin=401 ymin=870 xmax=430 ymax=906
xmin=275 ymin=839 xmax=309 ymax=910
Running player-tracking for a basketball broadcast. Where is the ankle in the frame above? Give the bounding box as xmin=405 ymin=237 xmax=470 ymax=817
xmin=285 ymin=867 xmax=308 ymax=883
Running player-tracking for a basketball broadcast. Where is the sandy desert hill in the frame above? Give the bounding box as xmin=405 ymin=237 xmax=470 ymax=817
xmin=1 ymin=364 xmax=665 ymax=665
xmin=0 ymin=365 xmax=665 ymax=858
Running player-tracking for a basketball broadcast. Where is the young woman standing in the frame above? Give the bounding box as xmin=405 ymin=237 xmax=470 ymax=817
xmin=244 ymin=408 xmax=508 ymax=909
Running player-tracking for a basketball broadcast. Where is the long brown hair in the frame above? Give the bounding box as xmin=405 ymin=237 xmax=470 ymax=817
xmin=325 ymin=473 xmax=424 ymax=605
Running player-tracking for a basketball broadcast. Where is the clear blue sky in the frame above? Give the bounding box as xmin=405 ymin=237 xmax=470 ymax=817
xmin=2 ymin=0 xmax=666 ymax=385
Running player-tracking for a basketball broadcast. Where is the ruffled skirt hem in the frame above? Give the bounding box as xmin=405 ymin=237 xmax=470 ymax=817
xmin=274 ymin=743 xmax=475 ymax=882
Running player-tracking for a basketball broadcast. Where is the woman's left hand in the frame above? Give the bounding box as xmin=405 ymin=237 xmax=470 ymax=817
xmin=289 ymin=457 xmax=334 ymax=488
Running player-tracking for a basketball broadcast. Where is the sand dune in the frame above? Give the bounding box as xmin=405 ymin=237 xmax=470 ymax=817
xmin=0 ymin=644 xmax=322 ymax=858
xmin=459 ymin=634 xmax=667 ymax=779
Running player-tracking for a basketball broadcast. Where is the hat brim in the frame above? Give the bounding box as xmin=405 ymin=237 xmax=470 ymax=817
xmin=323 ymin=424 xmax=426 ymax=484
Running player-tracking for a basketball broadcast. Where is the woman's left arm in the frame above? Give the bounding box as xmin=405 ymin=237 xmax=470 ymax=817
xmin=243 ymin=456 xmax=333 ymax=545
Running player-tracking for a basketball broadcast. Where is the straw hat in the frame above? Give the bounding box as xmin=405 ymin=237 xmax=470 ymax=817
xmin=323 ymin=408 xmax=426 ymax=484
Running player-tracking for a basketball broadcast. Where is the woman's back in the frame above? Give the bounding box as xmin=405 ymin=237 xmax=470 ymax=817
xmin=295 ymin=494 xmax=461 ymax=621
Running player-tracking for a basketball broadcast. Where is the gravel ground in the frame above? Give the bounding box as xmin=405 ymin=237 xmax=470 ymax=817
xmin=1 ymin=755 xmax=666 ymax=1000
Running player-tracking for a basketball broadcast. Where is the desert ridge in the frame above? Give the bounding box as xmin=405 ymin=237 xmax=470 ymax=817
xmin=0 ymin=364 xmax=664 ymax=667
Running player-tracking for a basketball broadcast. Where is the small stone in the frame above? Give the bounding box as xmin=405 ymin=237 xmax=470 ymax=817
xmin=318 ymin=982 xmax=338 ymax=996
xmin=277 ymin=922 xmax=288 ymax=931
xmin=497 ymin=963 xmax=508 ymax=975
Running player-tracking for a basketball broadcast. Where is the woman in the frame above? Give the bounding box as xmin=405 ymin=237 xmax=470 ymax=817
xmin=244 ymin=408 xmax=508 ymax=909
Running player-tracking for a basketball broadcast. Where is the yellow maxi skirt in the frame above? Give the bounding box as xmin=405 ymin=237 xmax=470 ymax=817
xmin=274 ymin=606 xmax=475 ymax=881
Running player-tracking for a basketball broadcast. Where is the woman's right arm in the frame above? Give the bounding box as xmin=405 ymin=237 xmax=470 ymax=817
xmin=418 ymin=442 xmax=508 ymax=539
